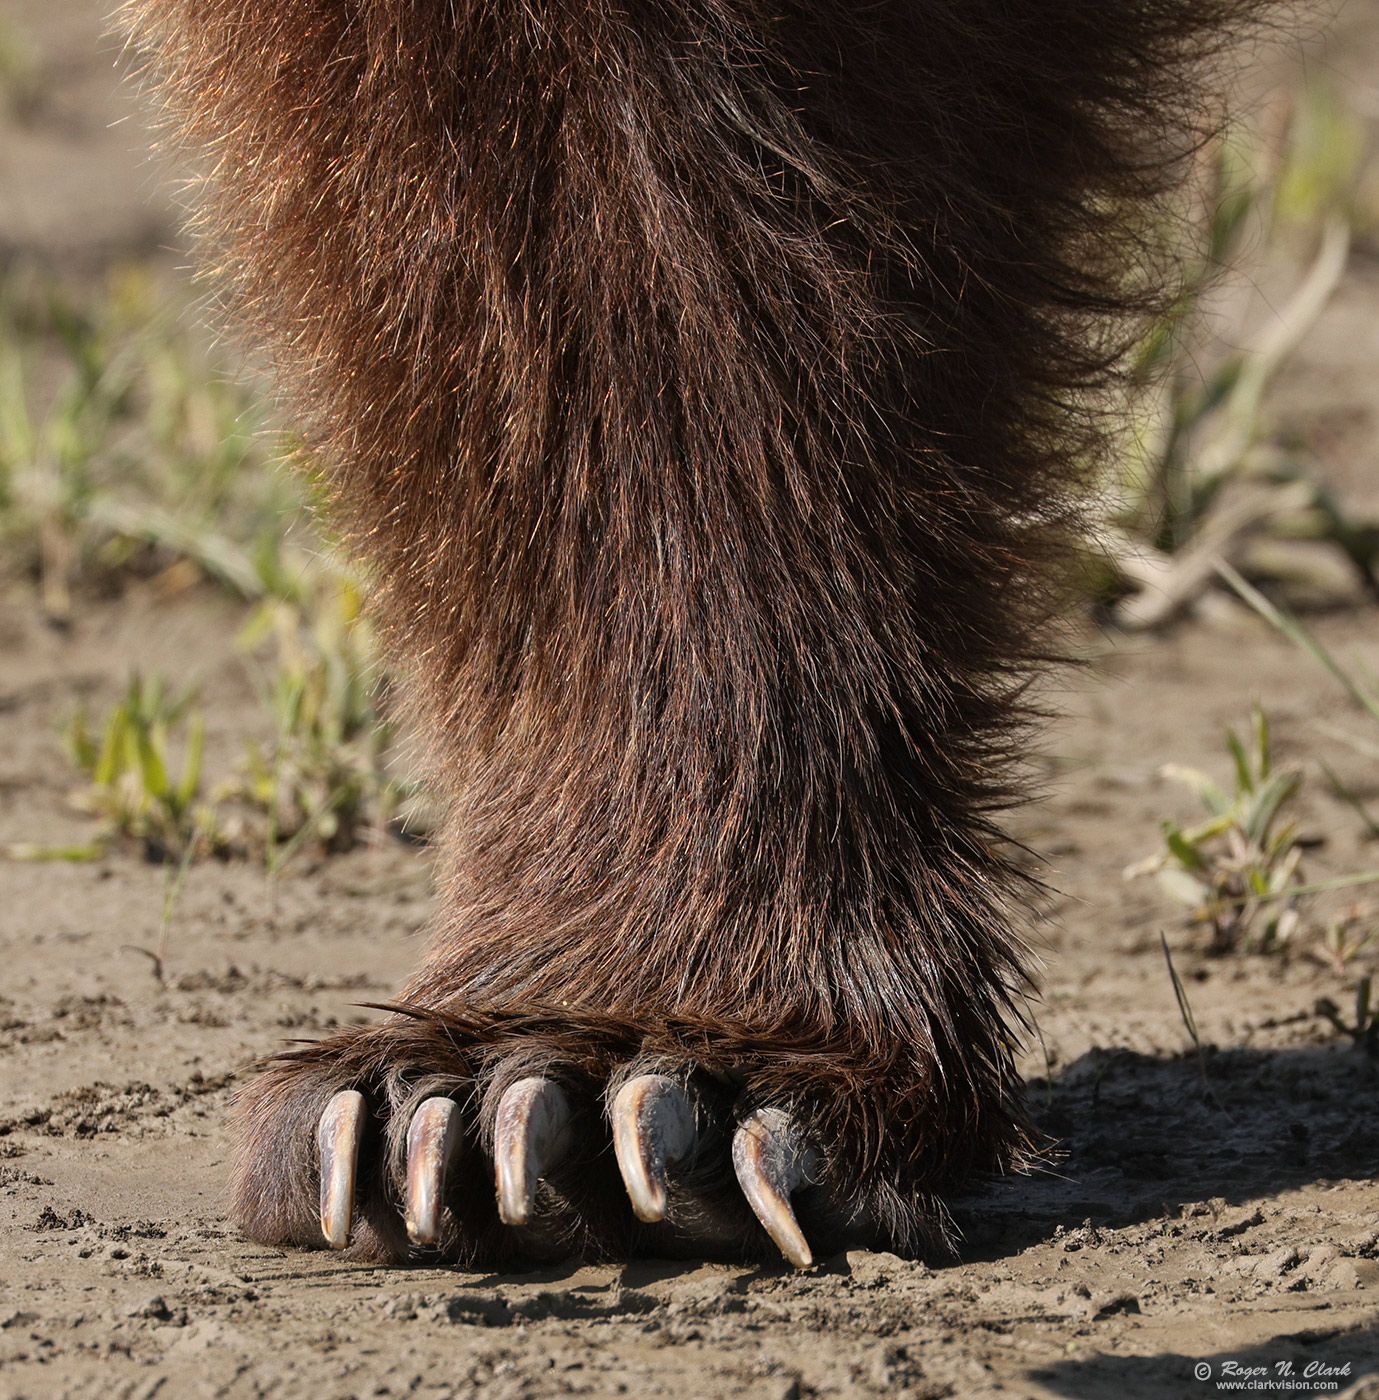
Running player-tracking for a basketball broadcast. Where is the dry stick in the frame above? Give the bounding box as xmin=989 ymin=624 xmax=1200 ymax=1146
xmin=1115 ymin=485 xmax=1306 ymax=631
xmin=1193 ymin=218 xmax=1351 ymax=488
xmin=1114 ymin=219 xmax=1351 ymax=631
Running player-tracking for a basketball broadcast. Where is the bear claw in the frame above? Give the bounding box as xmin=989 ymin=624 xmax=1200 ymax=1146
xmin=310 ymin=1069 xmax=825 ymax=1267
xmin=317 ymin=1089 xmax=366 ymax=1250
xmin=404 ymin=1096 xmax=464 ymax=1245
xmin=493 ymin=1077 xmax=574 ymax=1227
xmin=610 ymin=1075 xmax=697 ymax=1224
xmin=732 ymin=1107 xmax=818 ymax=1269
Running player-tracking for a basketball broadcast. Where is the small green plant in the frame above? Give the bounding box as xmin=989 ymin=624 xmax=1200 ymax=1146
xmin=0 ymin=266 xmax=307 ymax=617
xmin=1212 ymin=562 xmax=1379 ymax=966
xmin=12 ymin=569 xmax=412 ymax=873
xmin=1315 ymin=977 xmax=1378 ymax=1057
xmin=62 ymin=674 xmax=223 ymax=861
xmin=1127 ymin=707 xmax=1304 ymax=954
xmin=1319 ymin=914 xmax=1379 ymax=976
xmin=0 ymin=260 xmax=415 ymax=880
xmin=232 ymin=576 xmax=407 ymax=865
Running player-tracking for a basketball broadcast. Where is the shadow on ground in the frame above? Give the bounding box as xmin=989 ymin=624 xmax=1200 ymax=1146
xmin=1029 ymin=1321 xmax=1379 ymax=1400
xmin=953 ymin=1043 xmax=1378 ymax=1258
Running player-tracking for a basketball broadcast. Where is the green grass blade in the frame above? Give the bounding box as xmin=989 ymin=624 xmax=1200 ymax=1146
xmin=1320 ymin=760 xmax=1379 ymax=839
xmin=1161 ymin=763 xmax=1231 ymax=817
xmin=134 ymin=722 xmax=171 ymax=802
xmin=1161 ymin=932 xmax=1202 ymax=1052
xmin=1242 ymin=768 xmax=1301 ymax=847
xmin=1218 ymin=562 xmax=1379 ymax=728
xmin=1252 ymin=706 xmax=1271 ymax=779
xmin=178 ymin=711 xmax=205 ymax=811
xmin=1225 ymin=725 xmax=1253 ymax=794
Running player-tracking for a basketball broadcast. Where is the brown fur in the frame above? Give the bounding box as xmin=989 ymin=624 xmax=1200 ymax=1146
xmin=124 ymin=0 xmax=1265 ymax=1264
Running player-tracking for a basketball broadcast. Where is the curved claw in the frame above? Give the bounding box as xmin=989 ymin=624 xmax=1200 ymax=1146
xmin=611 ymin=1075 xmax=696 ymax=1223
xmin=404 ymin=1096 xmax=464 ymax=1245
xmin=732 ymin=1107 xmax=818 ymax=1269
xmin=493 ymin=1077 xmax=574 ymax=1227
xmin=317 ymin=1089 xmax=366 ymax=1250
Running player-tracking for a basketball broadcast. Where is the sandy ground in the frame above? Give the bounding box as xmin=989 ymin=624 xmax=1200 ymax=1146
xmin=1 ymin=2 xmax=1378 ymax=1398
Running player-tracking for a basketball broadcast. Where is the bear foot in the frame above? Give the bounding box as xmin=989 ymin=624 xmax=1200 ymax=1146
xmin=233 ymin=1005 xmax=885 ymax=1270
